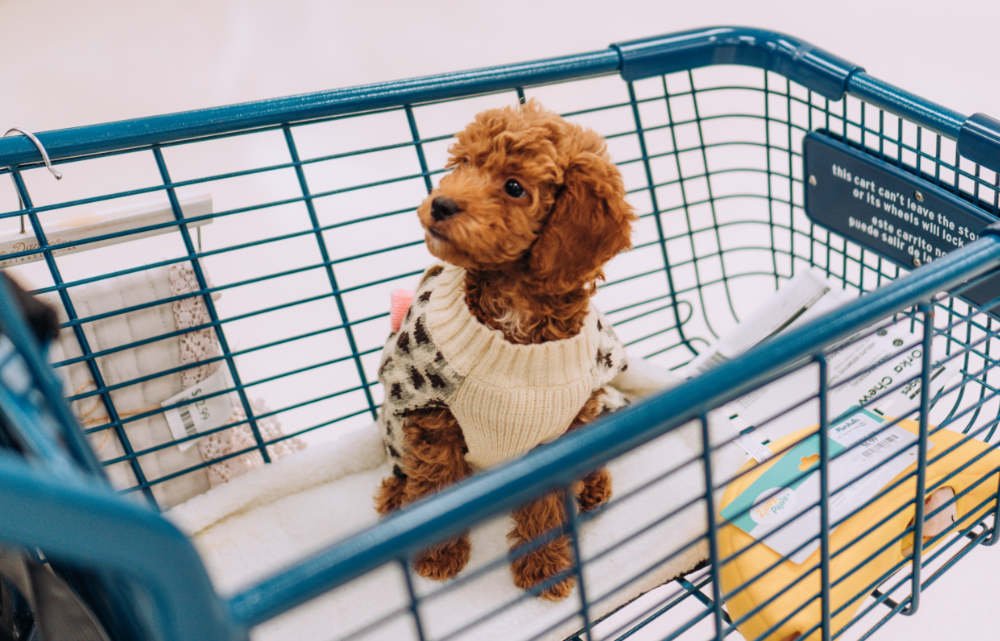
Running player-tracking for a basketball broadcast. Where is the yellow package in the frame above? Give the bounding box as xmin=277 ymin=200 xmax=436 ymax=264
xmin=718 ymin=413 xmax=1000 ymax=641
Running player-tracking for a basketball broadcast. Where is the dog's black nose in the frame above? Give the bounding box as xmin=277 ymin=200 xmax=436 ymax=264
xmin=431 ymin=197 xmax=461 ymax=222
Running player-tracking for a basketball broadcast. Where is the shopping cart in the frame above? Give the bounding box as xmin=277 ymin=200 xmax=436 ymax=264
xmin=0 ymin=25 xmax=999 ymax=641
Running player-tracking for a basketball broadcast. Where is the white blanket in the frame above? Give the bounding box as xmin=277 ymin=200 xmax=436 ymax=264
xmin=168 ymin=360 xmax=744 ymax=641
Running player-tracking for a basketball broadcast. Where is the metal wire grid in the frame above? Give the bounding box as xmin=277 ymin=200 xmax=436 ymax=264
xmin=0 ymin=60 xmax=998 ymax=641
xmin=330 ymin=292 xmax=999 ymax=641
xmin=224 ymin=281 xmax=999 ymax=641
xmin=705 ymin=295 xmax=999 ymax=641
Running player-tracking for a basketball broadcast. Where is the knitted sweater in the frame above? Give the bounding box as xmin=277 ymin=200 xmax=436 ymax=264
xmin=378 ymin=263 xmax=628 ymax=470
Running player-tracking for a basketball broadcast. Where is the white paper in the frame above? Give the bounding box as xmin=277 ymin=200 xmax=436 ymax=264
xmin=688 ymin=269 xmax=833 ymax=376
xmin=691 ymin=273 xmax=954 ymax=463
xmin=161 ymin=366 xmax=233 ymax=451
xmin=0 ymin=194 xmax=213 ymax=268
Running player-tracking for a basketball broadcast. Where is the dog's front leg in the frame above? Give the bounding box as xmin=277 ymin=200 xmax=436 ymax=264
xmin=508 ymin=388 xmax=622 ymax=600
xmin=568 ymin=389 xmax=614 ymax=513
xmin=509 ymin=489 xmax=576 ymax=600
xmin=398 ymin=407 xmax=473 ymax=581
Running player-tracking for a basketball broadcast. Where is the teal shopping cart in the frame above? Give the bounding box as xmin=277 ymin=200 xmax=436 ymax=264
xmin=0 ymin=26 xmax=999 ymax=641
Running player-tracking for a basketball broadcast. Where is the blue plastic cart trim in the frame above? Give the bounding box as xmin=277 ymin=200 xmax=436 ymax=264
xmin=613 ymin=26 xmax=863 ymax=100
xmin=846 ymin=73 xmax=966 ymax=142
xmin=0 ymin=50 xmax=619 ymax=167
xmin=0 ymin=274 xmax=103 ymax=476
xmin=959 ymin=113 xmax=1000 ymax=175
xmin=0 ymin=450 xmax=241 ymax=641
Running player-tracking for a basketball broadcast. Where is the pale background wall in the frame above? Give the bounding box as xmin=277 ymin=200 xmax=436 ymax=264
xmin=3 ymin=0 xmax=1000 ymax=130
xmin=1 ymin=1 xmax=998 ymax=639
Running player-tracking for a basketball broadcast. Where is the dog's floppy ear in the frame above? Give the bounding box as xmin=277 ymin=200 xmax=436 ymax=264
xmin=528 ymin=150 xmax=635 ymax=291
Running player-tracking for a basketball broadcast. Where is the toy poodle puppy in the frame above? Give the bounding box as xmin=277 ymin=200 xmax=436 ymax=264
xmin=374 ymin=100 xmax=636 ymax=600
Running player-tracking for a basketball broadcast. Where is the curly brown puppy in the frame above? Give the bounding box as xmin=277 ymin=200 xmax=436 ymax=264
xmin=375 ymin=100 xmax=635 ymax=599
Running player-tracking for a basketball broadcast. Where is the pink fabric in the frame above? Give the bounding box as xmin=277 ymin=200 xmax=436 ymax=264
xmin=390 ymin=289 xmax=415 ymax=332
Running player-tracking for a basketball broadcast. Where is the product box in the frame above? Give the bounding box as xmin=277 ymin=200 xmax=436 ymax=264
xmin=720 ymin=408 xmax=921 ymax=563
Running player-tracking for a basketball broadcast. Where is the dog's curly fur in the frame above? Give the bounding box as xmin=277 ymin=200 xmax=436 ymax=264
xmin=375 ymin=100 xmax=635 ymax=599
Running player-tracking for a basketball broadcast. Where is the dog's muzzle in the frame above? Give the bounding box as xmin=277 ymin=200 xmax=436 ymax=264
xmin=430 ymin=197 xmax=462 ymax=222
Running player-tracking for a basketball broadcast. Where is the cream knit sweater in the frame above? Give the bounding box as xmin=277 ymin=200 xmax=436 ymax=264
xmin=378 ymin=263 xmax=628 ymax=470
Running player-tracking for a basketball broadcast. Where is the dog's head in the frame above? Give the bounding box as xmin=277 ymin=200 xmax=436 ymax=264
xmin=417 ymin=101 xmax=635 ymax=292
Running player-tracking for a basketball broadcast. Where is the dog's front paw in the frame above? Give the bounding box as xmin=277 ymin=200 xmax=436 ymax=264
xmin=576 ymin=468 xmax=612 ymax=513
xmin=511 ymin=541 xmax=576 ymax=601
xmin=412 ymin=534 xmax=471 ymax=581
xmin=375 ymin=472 xmax=407 ymax=515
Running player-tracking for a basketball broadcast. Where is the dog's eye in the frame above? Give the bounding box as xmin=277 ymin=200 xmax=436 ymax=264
xmin=504 ymin=179 xmax=525 ymax=198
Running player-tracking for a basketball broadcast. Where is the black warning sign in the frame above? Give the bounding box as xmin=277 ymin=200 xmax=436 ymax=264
xmin=804 ymin=131 xmax=999 ymax=314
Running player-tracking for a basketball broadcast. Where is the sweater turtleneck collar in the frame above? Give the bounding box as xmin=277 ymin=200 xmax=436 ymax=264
xmin=424 ymin=264 xmax=600 ymax=387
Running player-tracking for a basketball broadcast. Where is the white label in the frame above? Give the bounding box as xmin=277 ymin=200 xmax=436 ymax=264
xmin=724 ymin=410 xmax=925 ymax=564
xmin=728 ymin=411 xmax=777 ymax=463
xmin=161 ymin=366 xmax=233 ymax=451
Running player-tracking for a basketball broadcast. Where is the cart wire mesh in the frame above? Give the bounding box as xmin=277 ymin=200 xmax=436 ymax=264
xmin=0 ymin=25 xmax=998 ymax=641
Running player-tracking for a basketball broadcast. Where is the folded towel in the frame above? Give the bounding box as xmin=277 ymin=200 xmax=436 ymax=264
xmin=169 ymin=416 xmax=717 ymax=641
xmin=44 ymin=264 xmax=302 ymax=507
